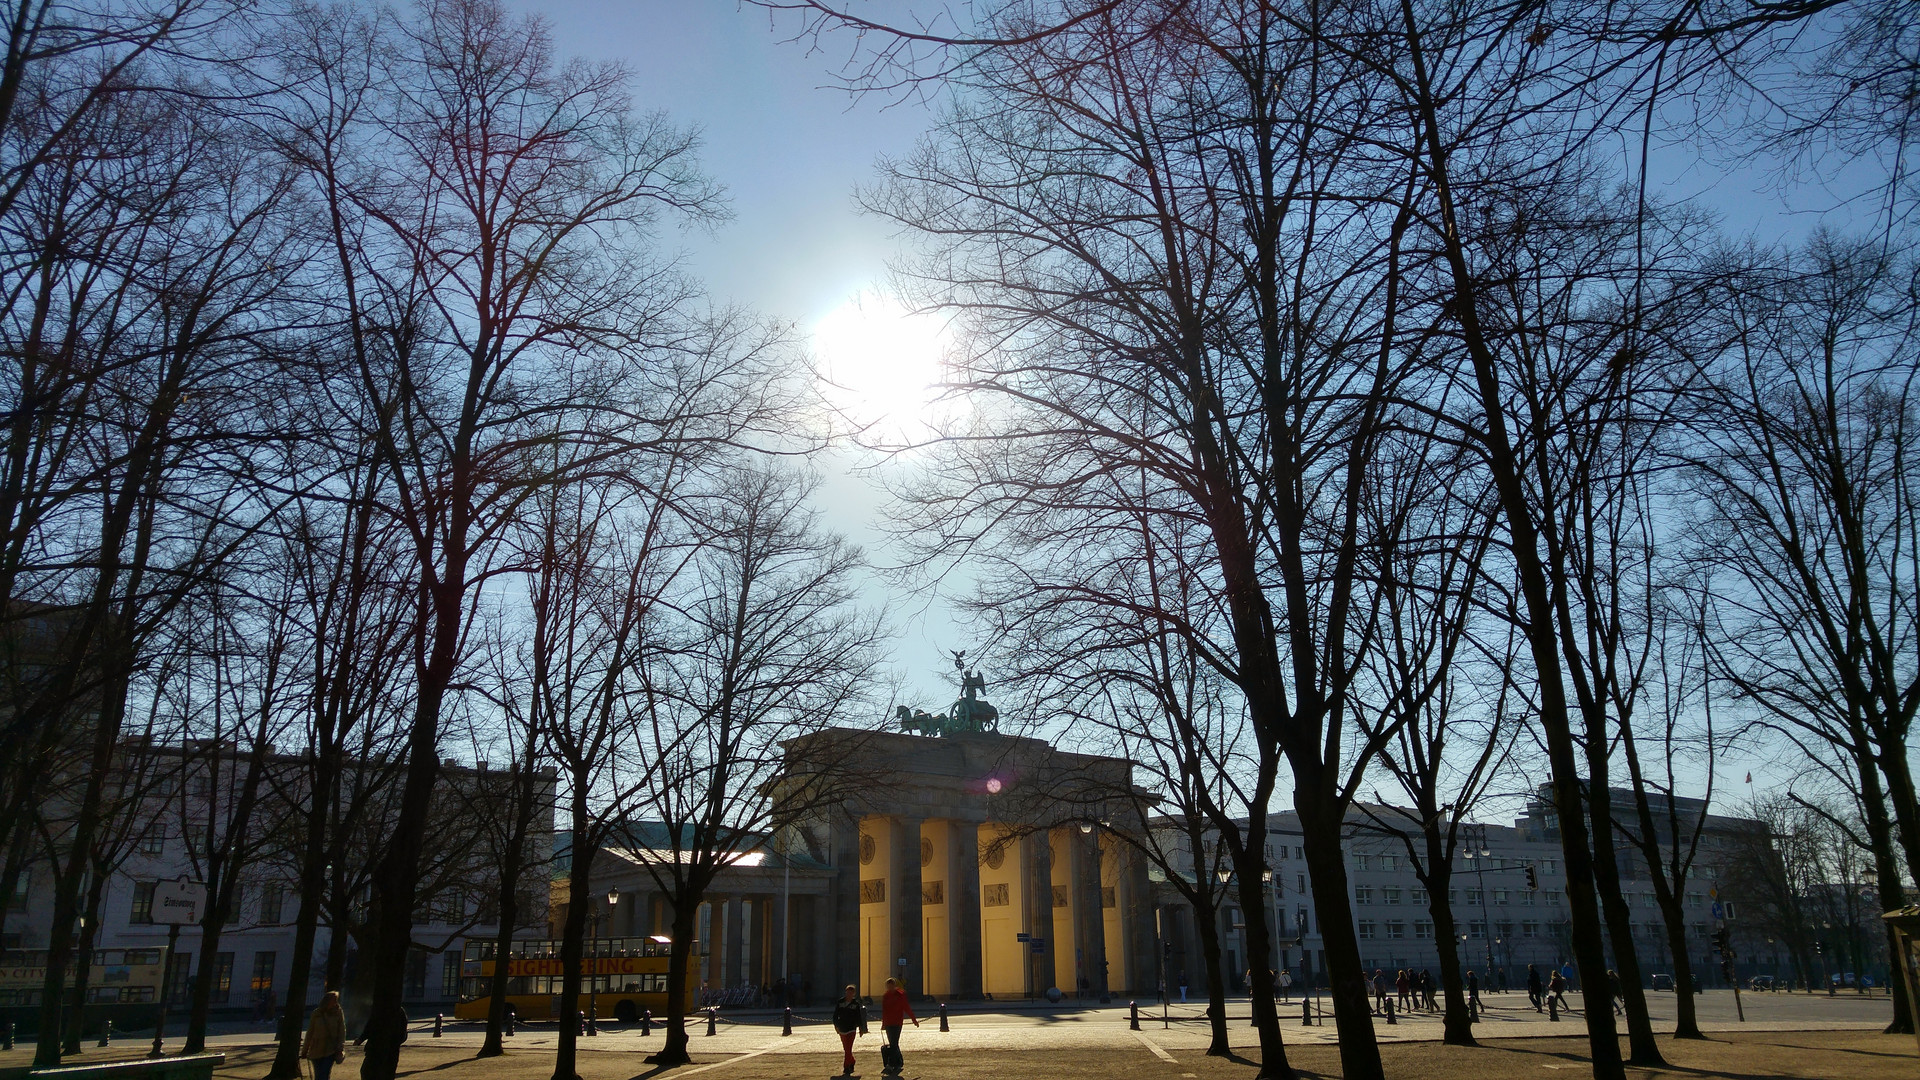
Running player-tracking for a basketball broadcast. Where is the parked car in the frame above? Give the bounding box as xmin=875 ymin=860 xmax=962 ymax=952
xmin=1748 ymin=975 xmax=1774 ymax=991
xmin=1650 ymin=974 xmax=1674 ymax=991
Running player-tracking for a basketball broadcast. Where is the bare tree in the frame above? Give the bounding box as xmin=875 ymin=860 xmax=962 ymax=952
xmin=627 ymin=463 xmax=883 ymax=1068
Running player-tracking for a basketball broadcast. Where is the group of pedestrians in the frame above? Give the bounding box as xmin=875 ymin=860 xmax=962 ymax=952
xmin=1525 ymin=963 xmax=1574 ymax=1012
xmin=832 ymin=977 xmax=919 ymax=1079
xmin=1370 ymin=968 xmax=1441 ymax=1013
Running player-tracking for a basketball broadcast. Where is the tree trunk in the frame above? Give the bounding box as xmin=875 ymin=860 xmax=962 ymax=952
xmin=269 ymin=750 xmax=339 ymax=1079
xmin=646 ymin=896 xmax=700 ymax=1067
xmin=478 ymin=814 xmax=528 ymax=1058
xmin=1419 ymin=850 xmax=1473 ymax=1045
xmin=62 ymin=878 xmax=108 ymax=1055
xmin=1581 ymin=765 xmax=1664 ymax=1064
xmin=1300 ymin=798 xmax=1375 ymax=1080
xmin=183 ymin=898 xmax=229 ymax=1054
xmin=1191 ymin=900 xmax=1231 ymax=1057
xmin=552 ymin=828 xmax=594 ymax=1080
xmin=1655 ymin=895 xmax=1703 ymax=1039
xmin=1232 ymin=848 xmax=1285 ymax=1075
xmin=358 ymin=599 xmax=457 ymax=1080
xmin=1855 ymin=751 xmax=1913 ymax=1034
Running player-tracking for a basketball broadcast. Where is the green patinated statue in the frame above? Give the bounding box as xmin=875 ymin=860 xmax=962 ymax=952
xmin=895 ymin=652 xmax=1000 ymax=737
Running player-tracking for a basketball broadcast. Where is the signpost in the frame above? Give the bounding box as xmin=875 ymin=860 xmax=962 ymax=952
xmin=148 ymin=879 xmax=204 ymax=1057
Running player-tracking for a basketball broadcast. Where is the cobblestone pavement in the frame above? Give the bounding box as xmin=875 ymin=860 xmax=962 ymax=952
xmin=0 ymin=989 xmax=1895 ymax=1073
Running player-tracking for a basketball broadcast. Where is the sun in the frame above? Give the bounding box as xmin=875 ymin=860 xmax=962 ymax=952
xmin=811 ymin=291 xmax=948 ymax=439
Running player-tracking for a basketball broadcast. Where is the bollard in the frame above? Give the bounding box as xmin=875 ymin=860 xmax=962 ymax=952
xmin=1386 ymin=998 xmax=1396 ymax=1026
xmin=938 ymin=1003 xmax=949 ymax=1033
xmin=1302 ymin=997 xmax=1312 ymax=1027
xmin=1470 ymin=998 xmax=1480 ymax=1024
xmin=1129 ymin=1000 xmax=1140 ymax=1032
xmin=99 ymin=1019 xmax=111 ymax=1047
xmin=641 ymin=1009 xmax=652 ymax=1037
xmin=706 ymin=1007 xmax=717 ymax=1037
xmin=782 ymin=1007 xmax=793 ymax=1037
xmin=577 ymin=1010 xmax=587 ymax=1037
xmin=1549 ymin=994 xmax=1558 ymax=1022
xmin=433 ymin=1013 xmax=443 ymax=1038
xmin=587 ymin=1009 xmax=596 ymax=1037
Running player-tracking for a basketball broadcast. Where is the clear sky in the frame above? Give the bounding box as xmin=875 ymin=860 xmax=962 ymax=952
xmin=533 ymin=1 xmax=975 ymax=714
xmin=526 ymin=2 xmax=1892 ymax=803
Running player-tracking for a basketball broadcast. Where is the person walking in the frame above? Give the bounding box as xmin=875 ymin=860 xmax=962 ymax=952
xmin=1526 ymin=965 xmax=1543 ymax=1012
xmin=879 ymin=977 xmax=919 ymax=1076
xmin=1607 ymin=970 xmax=1624 ymax=1016
xmin=1466 ymin=969 xmax=1481 ymax=1016
xmin=301 ymin=991 xmax=347 ymax=1080
xmin=832 ymin=985 xmax=868 ymax=1078
xmin=1395 ymin=969 xmax=1410 ymax=1011
xmin=1277 ymin=968 xmax=1292 ymax=1003
xmin=1421 ymin=969 xmax=1437 ymax=1012
xmin=1548 ymin=968 xmax=1568 ymax=1011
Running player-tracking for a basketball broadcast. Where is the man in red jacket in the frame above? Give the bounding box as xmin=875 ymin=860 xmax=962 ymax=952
xmin=879 ymin=977 xmax=919 ymax=1076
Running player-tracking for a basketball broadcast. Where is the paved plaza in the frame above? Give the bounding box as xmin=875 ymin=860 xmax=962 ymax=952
xmin=0 ymin=990 xmax=1905 ymax=1079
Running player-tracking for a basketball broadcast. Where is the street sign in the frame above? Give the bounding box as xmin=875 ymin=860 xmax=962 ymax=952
xmin=152 ymin=878 xmax=205 ymax=925
xmin=1016 ymin=932 xmax=1030 ymax=942
xmin=1711 ymin=901 xmax=1724 ymax=920
xmin=1708 ymin=885 xmax=1718 ymax=900
xmin=1030 ymin=939 xmax=1047 ymax=955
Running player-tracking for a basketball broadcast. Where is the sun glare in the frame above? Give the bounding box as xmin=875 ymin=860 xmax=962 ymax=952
xmin=812 ymin=291 xmax=948 ymax=438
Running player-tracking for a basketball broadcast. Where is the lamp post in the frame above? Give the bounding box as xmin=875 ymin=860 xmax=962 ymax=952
xmin=1462 ymin=829 xmax=1496 ymax=984
xmin=587 ymin=888 xmax=619 ymax=1034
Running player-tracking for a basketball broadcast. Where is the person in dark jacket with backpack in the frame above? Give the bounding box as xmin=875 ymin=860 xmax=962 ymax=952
xmin=832 ymin=984 xmax=868 ymax=1077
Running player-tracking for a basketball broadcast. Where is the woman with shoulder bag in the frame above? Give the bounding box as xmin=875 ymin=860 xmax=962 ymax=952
xmin=302 ymin=991 xmax=348 ymax=1080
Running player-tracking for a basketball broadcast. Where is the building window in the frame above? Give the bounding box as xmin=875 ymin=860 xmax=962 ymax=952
xmin=1468 ymin=921 xmax=1486 ymax=939
xmin=1386 ymin=921 xmax=1406 ymax=939
xmin=1497 ymin=921 xmax=1513 ymax=940
xmin=1410 ymin=888 xmax=1427 ymax=905
xmin=250 ymin=952 xmax=276 ymax=994
xmin=1294 ymin=847 xmax=1303 ymax=860
xmin=404 ymin=950 xmax=427 ymax=999
xmin=1414 ymin=920 xmax=1433 ymax=939
xmin=1353 ymin=886 xmax=1373 ymax=904
xmin=1381 ymin=855 xmax=1397 ymax=872
xmin=442 ymin=953 xmax=461 ymax=997
xmin=1542 ymin=859 xmax=1557 ymax=873
xmin=167 ymin=952 xmax=192 ymax=1005
xmin=1545 ymin=890 xmax=1564 ymax=906
xmin=1521 ymin=890 xmax=1535 ymax=906
xmin=131 ymin=882 xmax=156 ymax=925
xmin=211 ymin=953 xmax=234 ymax=1003
xmin=1465 ymin=888 xmax=1482 ymax=905
xmin=226 ymin=885 xmax=246 ymax=926
xmin=139 ymin=830 xmax=165 ymax=856
xmin=1522 ymin=921 xmax=1540 ymax=938
xmin=261 ymin=884 xmax=285 ymax=925
xmin=1358 ymin=921 xmax=1377 ymax=940
xmin=1383 ymin=888 xmax=1401 ymax=906
xmin=1297 ymin=874 xmax=1306 ymax=894
xmin=1493 ymin=889 xmax=1509 ymax=905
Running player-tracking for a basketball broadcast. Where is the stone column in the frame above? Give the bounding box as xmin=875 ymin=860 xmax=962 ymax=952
xmin=831 ymin=813 xmax=863 ymax=995
xmin=748 ymin=896 xmax=767 ymax=990
xmin=724 ymin=895 xmax=746 ymax=988
xmin=1024 ymin=828 xmax=1053 ymax=996
xmin=1071 ymin=828 xmax=1108 ymax=996
xmin=1124 ymin=849 xmax=1156 ymax=996
xmin=770 ymin=886 xmax=790 ymax=985
xmin=888 ymin=816 xmax=925 ymax=997
xmin=946 ymin=820 xmax=983 ymax=1000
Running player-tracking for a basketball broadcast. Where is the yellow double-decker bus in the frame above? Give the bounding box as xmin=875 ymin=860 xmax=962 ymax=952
xmin=1 ymin=948 xmax=171 ymax=1033
xmin=453 ymin=937 xmax=698 ymax=1024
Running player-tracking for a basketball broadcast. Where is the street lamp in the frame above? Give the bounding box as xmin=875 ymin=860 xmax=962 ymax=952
xmin=587 ymin=888 xmax=619 ymax=1035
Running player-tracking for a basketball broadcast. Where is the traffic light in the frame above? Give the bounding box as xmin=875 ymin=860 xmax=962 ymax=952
xmin=1524 ymin=865 xmax=1538 ymax=890
xmin=1712 ymin=927 xmax=1731 ymax=953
